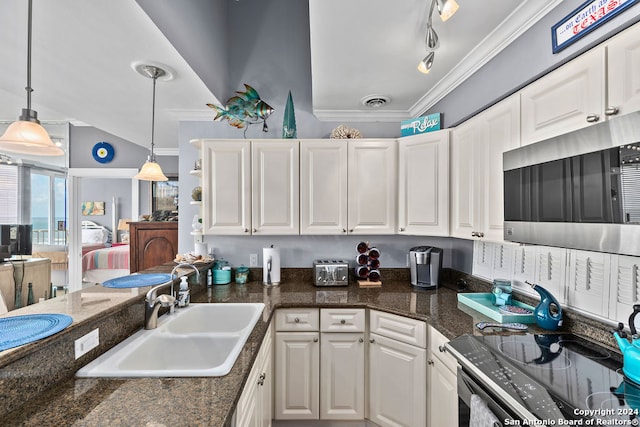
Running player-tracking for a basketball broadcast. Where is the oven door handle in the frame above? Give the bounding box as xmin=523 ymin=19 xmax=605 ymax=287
xmin=457 ymin=367 xmax=507 ymax=427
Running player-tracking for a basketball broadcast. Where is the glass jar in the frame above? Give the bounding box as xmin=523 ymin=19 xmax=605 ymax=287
xmin=235 ymin=265 xmax=249 ymax=284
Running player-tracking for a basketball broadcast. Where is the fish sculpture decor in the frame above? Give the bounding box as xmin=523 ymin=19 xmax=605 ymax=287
xmin=207 ymin=84 xmax=274 ymax=133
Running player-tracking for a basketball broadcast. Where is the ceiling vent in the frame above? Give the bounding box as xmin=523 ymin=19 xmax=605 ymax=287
xmin=361 ymin=95 xmax=390 ymax=108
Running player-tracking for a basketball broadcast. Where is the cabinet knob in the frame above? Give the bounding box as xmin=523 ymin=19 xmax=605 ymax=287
xmin=340 ymin=319 xmax=346 ymax=324
xmin=342 ymin=228 xmax=347 ymax=233
xmin=438 ymin=345 xmax=446 ymax=353
xmin=427 ymin=359 xmax=434 ymax=365
xmin=294 ymin=317 xmax=300 ymax=323
xmin=253 ymin=228 xmax=257 ymax=233
xmin=359 ymin=337 xmax=364 ymax=343
xmin=243 ymin=228 xmax=249 ymax=233
xmin=349 ymin=229 xmax=354 ymax=233
xmin=259 ymin=373 xmax=266 ymax=381
xmin=477 ymin=232 xmax=484 ymax=238
xmin=605 ymin=106 xmax=619 ymax=116
xmin=399 ymin=228 xmax=405 ymax=232
xmin=313 ymin=337 xmax=319 ymax=342
xmin=471 ymin=231 xmax=477 ymax=237
xmin=586 ymin=114 xmax=600 ymax=123
xmin=369 ymin=338 xmax=375 ymax=344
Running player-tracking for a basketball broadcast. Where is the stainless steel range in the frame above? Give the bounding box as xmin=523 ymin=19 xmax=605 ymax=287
xmin=445 ymin=333 xmax=639 ymax=425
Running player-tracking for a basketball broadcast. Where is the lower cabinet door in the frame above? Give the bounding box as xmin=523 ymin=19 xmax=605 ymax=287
xmin=428 ymin=354 xmax=458 ymax=427
xmin=369 ymin=333 xmax=426 ymax=427
xmin=320 ymin=332 xmax=365 ymax=420
xmin=274 ymin=332 xmax=319 ymax=420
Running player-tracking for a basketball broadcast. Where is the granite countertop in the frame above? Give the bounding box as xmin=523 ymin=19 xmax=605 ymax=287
xmin=0 ymin=273 xmax=591 ymax=427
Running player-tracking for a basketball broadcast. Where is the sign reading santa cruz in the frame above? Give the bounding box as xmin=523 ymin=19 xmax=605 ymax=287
xmin=552 ymin=0 xmax=638 ymax=53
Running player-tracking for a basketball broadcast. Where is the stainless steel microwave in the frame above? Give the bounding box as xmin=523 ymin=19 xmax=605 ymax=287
xmin=503 ymin=111 xmax=640 ymax=256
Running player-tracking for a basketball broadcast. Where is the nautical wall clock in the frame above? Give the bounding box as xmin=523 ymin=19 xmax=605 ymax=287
xmin=92 ymin=141 xmax=115 ymax=163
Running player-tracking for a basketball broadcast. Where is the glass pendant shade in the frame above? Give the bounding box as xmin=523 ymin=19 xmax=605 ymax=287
xmin=0 ymin=117 xmax=63 ymax=156
xmin=437 ymin=0 xmax=459 ymax=22
xmin=417 ymin=51 xmax=435 ymax=74
xmin=134 ymin=158 xmax=168 ymax=181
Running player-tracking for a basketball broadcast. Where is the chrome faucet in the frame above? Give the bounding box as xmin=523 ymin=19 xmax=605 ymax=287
xmin=145 ymin=294 xmax=175 ymax=329
xmin=143 ymin=263 xmax=201 ymax=329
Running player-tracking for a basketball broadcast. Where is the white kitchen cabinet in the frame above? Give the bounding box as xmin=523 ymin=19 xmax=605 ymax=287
xmin=275 ymin=308 xmax=365 ymax=421
xmin=427 ymin=326 xmax=458 ymax=427
xmin=369 ymin=333 xmax=426 ymax=427
xmin=235 ymin=323 xmax=273 ymax=427
xmin=451 ymin=94 xmax=520 ymax=241
xmin=274 ymin=308 xmax=319 ymax=420
xmin=300 ymin=140 xmax=348 ymax=235
xmin=252 ymin=141 xmax=300 ymax=235
xmin=567 ymin=250 xmax=611 ymax=318
xmin=607 ymin=22 xmax=640 ymax=116
xmin=319 ymin=308 xmax=365 ymax=420
xmin=347 ymin=139 xmax=397 ymax=234
xmin=274 ymin=331 xmax=319 ymax=420
xmin=398 ymin=131 xmax=449 ymax=236
xmin=520 ymin=47 xmax=606 ymax=145
xmin=608 ymin=255 xmax=640 ymax=326
xmin=200 ymin=140 xmax=251 ymax=235
xmin=369 ymin=310 xmax=427 ymax=427
xmin=320 ymin=332 xmax=365 ymax=420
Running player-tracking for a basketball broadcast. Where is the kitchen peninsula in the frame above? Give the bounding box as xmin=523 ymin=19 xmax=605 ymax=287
xmin=0 ymin=265 xmax=619 ymax=427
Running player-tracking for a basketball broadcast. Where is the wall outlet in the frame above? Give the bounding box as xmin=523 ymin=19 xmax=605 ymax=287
xmin=75 ymin=328 xmax=99 ymax=359
xmin=250 ymin=253 xmax=258 ymax=267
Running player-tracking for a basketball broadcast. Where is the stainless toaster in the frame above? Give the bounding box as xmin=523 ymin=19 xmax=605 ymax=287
xmin=313 ymin=260 xmax=349 ymax=287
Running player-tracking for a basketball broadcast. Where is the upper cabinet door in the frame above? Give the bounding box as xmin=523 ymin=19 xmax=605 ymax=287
xmin=397 ymin=131 xmax=449 ymax=236
xmin=482 ymin=95 xmax=521 ymax=242
xmin=607 ymin=22 xmax=640 ymax=117
xmin=201 ymin=140 xmax=251 ymax=235
xmin=347 ymin=139 xmax=397 ymax=235
xmin=252 ymin=141 xmax=300 ymax=235
xmin=300 ymin=140 xmax=348 ymax=235
xmin=520 ymin=47 xmax=605 ymax=146
xmin=450 ymin=118 xmax=484 ymax=239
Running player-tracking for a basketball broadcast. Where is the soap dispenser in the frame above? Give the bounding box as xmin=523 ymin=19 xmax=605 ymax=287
xmin=177 ymin=276 xmax=190 ymax=307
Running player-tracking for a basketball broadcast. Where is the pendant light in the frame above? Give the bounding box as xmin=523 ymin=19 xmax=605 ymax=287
xmin=436 ymin=0 xmax=459 ymax=22
xmin=134 ymin=65 xmax=168 ymax=182
xmin=0 ymin=0 xmax=63 ymax=156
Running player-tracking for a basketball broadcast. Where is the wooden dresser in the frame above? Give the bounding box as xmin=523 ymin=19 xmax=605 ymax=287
xmin=129 ymin=221 xmax=178 ymax=273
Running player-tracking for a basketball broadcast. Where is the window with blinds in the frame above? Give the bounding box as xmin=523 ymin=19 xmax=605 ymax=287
xmin=0 ymin=164 xmax=18 ymax=223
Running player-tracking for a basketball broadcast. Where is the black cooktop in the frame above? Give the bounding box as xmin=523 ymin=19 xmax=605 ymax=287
xmin=447 ymin=333 xmax=640 ymax=423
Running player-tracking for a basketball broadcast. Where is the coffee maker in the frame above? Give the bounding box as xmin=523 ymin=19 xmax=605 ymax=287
xmin=409 ymin=246 xmax=443 ymax=289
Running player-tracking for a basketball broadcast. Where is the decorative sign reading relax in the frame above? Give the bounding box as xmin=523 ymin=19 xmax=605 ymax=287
xmin=552 ymin=0 xmax=639 ymax=53
xmin=400 ymin=113 xmax=441 ymax=137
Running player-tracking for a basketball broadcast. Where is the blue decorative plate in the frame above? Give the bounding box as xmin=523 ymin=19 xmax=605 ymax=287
xmin=102 ymin=273 xmax=174 ymax=288
xmin=0 ymin=314 xmax=73 ymax=352
xmin=92 ymin=141 xmax=115 ymax=163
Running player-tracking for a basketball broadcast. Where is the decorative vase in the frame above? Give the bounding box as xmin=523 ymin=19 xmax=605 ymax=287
xmin=282 ymin=90 xmax=297 ymax=139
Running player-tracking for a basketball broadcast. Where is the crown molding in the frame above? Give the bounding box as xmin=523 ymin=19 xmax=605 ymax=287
xmin=165 ymin=109 xmax=214 ymax=121
xmin=409 ymin=0 xmax=564 ymax=117
xmin=313 ymin=108 xmax=411 ymax=122
xmin=154 ymin=148 xmax=179 ymax=156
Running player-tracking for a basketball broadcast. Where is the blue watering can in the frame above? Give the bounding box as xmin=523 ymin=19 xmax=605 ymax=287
xmin=612 ymin=305 xmax=640 ymax=385
xmin=526 ymin=281 xmax=563 ymax=331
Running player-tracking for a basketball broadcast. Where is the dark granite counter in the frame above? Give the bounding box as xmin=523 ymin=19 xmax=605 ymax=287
xmin=1 ymin=269 xmax=615 ymax=427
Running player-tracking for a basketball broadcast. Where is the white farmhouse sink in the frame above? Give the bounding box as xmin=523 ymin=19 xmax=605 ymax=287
xmin=76 ymin=303 xmax=265 ymax=377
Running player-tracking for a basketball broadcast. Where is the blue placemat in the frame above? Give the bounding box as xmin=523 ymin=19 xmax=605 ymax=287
xmin=102 ymin=273 xmax=173 ymax=288
xmin=0 ymin=314 xmax=73 ymax=351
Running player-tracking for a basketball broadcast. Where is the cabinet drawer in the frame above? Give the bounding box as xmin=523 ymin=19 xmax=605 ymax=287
xmin=369 ymin=310 xmax=426 ymax=348
xmin=275 ymin=308 xmax=319 ymax=331
xmin=321 ymin=308 xmax=365 ymax=332
xmin=428 ymin=325 xmax=458 ymax=373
